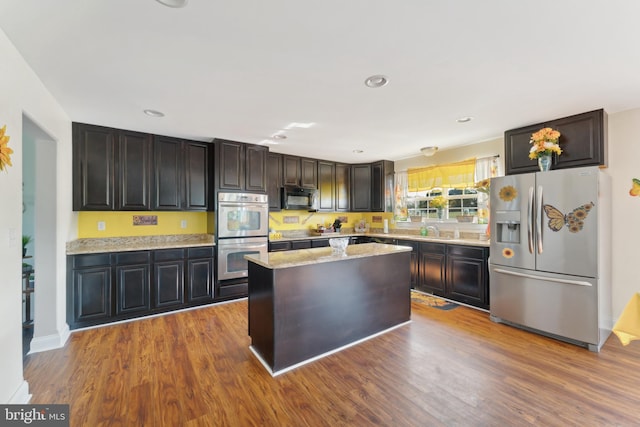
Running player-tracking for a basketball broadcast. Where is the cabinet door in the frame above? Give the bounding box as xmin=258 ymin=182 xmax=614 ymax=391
xmin=267 ymin=153 xmax=283 ymax=211
xmin=317 ymin=161 xmax=336 ymax=211
xmin=187 ymin=258 xmax=214 ymax=303
xmin=283 ymin=155 xmax=301 ymax=186
xmin=351 ymin=164 xmax=372 ymax=211
xmin=418 ymin=242 xmax=446 ymax=295
xmin=72 ymin=123 xmax=116 ymax=211
xmin=115 ymin=263 xmax=150 ymax=315
xmin=397 ymin=240 xmax=419 ymax=289
xmin=446 ymin=245 xmax=488 ymax=309
xmin=371 ymin=160 xmax=393 ymax=212
xmin=245 ymin=144 xmax=268 ymax=193
xmin=505 ymin=109 xmax=606 ymax=175
xmin=117 ymin=130 xmax=152 ymax=210
xmin=300 ymin=158 xmax=318 ymax=189
xmin=153 ymin=136 xmax=184 ymax=210
xmin=217 ymin=140 xmax=244 ymax=190
xmin=72 ymin=267 xmax=112 ymax=324
xmin=154 ymin=261 xmax=185 ymax=308
xmin=184 ymin=141 xmax=209 ymax=210
xmin=335 ymin=163 xmax=351 ymax=211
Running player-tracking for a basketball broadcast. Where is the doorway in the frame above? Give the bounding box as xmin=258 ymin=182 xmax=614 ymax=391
xmin=22 ymin=115 xmax=57 ymax=357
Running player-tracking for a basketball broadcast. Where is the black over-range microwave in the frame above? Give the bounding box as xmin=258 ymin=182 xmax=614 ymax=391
xmin=281 ymin=186 xmax=318 ymax=211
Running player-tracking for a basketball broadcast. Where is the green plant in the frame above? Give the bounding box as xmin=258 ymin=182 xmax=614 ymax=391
xmin=22 ymin=235 xmax=31 ymax=257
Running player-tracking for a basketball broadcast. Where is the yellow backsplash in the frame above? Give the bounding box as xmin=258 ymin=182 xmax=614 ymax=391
xmin=78 ymin=211 xmax=213 ymax=238
xmin=268 ymin=211 xmax=394 ymax=232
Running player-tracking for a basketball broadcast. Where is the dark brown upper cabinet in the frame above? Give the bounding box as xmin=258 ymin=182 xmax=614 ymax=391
xmin=267 ymin=152 xmax=283 ymax=211
xmin=371 ymin=160 xmax=394 ymax=212
xmin=317 ymin=161 xmax=336 ymax=211
xmin=504 ymin=109 xmax=607 ymax=175
xmin=73 ymin=123 xmax=209 ymax=212
xmin=215 ymin=139 xmax=267 ymax=193
xmin=73 ymin=122 xmax=152 ymax=211
xmin=351 ymin=164 xmax=372 ymax=211
xmin=335 ymin=163 xmax=351 ymax=212
xmin=152 ymin=136 xmax=209 ymax=211
xmin=283 ymin=155 xmax=317 ymax=189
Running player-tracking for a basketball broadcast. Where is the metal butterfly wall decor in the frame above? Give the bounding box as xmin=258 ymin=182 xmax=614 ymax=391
xmin=542 ymin=202 xmax=594 ymax=233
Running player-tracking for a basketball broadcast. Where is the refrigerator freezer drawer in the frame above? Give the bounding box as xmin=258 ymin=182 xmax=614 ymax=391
xmin=489 ymin=265 xmax=601 ymax=347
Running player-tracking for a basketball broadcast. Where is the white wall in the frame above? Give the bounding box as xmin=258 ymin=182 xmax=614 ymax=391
xmin=394 ymin=137 xmax=504 ymax=172
xmin=608 ymin=108 xmax=640 ymax=319
xmin=0 ymin=27 xmax=73 ymax=403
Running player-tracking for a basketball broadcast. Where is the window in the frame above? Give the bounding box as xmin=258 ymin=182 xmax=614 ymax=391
xmin=405 ymin=187 xmax=479 ymax=220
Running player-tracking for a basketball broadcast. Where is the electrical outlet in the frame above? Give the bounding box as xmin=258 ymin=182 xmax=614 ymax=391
xmin=180 ymin=220 xmax=187 ymax=229
xmin=98 ymin=221 xmax=106 ymax=231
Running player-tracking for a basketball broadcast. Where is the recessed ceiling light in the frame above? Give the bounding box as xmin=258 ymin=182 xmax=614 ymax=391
xmin=364 ymin=75 xmax=389 ymax=88
xmin=353 ymin=149 xmax=364 ymax=154
xmin=456 ymin=116 xmax=473 ymax=123
xmin=143 ymin=109 xmax=165 ymax=117
xmin=155 ymin=0 xmax=188 ymax=8
xmin=284 ymin=122 xmax=315 ymax=129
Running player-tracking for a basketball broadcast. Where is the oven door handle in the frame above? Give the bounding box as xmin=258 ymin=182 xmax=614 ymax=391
xmin=219 ymin=203 xmax=268 ymax=210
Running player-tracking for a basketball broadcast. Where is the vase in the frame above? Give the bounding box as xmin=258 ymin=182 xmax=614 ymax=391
xmin=538 ymin=154 xmax=552 ymax=172
xmin=437 ymin=208 xmax=444 ymax=220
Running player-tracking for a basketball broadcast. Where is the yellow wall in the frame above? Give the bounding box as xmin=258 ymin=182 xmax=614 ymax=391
xmin=268 ymin=210 xmax=395 ymax=232
xmin=78 ymin=211 xmax=212 ymax=238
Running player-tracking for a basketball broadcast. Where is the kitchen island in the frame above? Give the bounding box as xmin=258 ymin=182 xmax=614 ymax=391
xmin=245 ymin=243 xmax=412 ymax=375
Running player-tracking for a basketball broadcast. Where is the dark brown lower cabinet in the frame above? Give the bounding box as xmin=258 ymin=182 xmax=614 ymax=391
xmin=67 ymin=247 xmax=215 ymax=329
xmin=417 ymin=242 xmax=447 ymax=295
xmin=396 ymin=239 xmax=419 ymax=289
xmin=115 ymin=252 xmax=151 ymax=316
xmin=446 ymin=245 xmax=489 ymax=310
xmin=414 ymin=242 xmax=489 ymax=309
xmin=153 ymin=249 xmax=185 ymax=308
xmin=187 ymin=247 xmax=215 ymax=303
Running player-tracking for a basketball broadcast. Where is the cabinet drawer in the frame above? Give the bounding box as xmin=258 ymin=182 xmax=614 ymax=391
xmin=72 ymin=253 xmax=111 ymax=268
xmin=154 ymin=248 xmax=186 ymax=261
xmin=420 ymin=242 xmax=446 ymax=254
xmin=447 ymin=245 xmax=486 ymax=259
xmin=269 ymin=241 xmax=292 ymax=252
xmin=114 ymin=251 xmax=151 ymax=265
xmin=291 ymin=240 xmax=312 ymax=250
xmin=188 ymin=246 xmax=214 ymax=258
xmin=311 ymin=239 xmax=330 ymax=248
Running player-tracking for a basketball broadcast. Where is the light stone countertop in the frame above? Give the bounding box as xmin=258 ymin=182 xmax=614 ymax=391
xmin=270 ymin=232 xmax=490 ymax=248
xmin=246 ymin=242 xmax=412 ymax=269
xmin=66 ymin=234 xmax=215 ymax=255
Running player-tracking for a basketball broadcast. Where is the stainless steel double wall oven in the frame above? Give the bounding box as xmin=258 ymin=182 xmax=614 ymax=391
xmin=216 ymin=193 xmax=269 ymax=293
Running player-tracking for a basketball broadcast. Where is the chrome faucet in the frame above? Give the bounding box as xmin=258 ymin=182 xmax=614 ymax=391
xmin=426 ymin=225 xmax=439 ymax=237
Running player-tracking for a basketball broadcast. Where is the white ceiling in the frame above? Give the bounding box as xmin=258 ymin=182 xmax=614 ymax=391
xmin=2 ymin=0 xmax=640 ymax=163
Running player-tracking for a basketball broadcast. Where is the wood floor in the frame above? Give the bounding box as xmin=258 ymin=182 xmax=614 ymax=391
xmin=24 ymin=299 xmax=640 ymax=426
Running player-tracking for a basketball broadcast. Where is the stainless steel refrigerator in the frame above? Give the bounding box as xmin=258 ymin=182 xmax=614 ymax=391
xmin=489 ymin=166 xmax=612 ymax=351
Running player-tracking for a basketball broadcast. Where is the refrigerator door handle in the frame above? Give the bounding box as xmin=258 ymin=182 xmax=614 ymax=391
xmin=492 ymin=268 xmax=593 ymax=287
xmin=536 ymin=185 xmax=543 ymax=254
xmin=528 ymin=186 xmax=534 ymax=254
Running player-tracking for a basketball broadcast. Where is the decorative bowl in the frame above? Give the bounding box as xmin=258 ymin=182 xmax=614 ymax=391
xmin=329 ymin=237 xmax=350 ymax=254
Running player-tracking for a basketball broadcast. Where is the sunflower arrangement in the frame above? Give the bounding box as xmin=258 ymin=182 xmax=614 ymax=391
xmin=0 ymin=125 xmax=13 ymax=171
xmin=529 ymin=127 xmax=562 ymax=160
xmin=474 ymin=178 xmax=491 ymax=194
xmin=430 ymin=196 xmax=448 ymax=208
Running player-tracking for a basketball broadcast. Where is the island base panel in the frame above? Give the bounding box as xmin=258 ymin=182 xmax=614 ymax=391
xmin=248 ymin=251 xmax=410 ymax=373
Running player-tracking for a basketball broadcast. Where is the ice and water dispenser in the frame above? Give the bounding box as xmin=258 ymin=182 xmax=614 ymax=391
xmin=494 ymin=210 xmax=521 ymax=244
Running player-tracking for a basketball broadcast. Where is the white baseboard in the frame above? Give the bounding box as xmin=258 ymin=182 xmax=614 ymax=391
xmin=28 ymin=323 xmax=70 ymax=354
xmin=8 ymin=380 xmax=31 ymax=404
